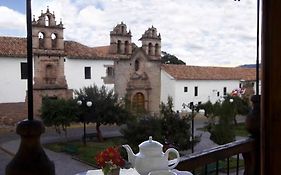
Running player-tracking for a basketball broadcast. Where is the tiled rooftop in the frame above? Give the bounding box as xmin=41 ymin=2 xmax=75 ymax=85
xmin=0 ymin=36 xmax=117 ymax=60
xmin=0 ymin=37 xmax=27 ymax=58
xmin=64 ymin=41 xmax=118 ymax=60
xmin=162 ymin=64 xmax=257 ymax=81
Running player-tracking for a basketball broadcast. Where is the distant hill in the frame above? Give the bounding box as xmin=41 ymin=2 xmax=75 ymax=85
xmin=238 ymin=64 xmax=261 ymax=68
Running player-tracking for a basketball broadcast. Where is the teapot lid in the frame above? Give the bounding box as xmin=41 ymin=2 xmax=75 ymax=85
xmin=139 ymin=136 xmax=163 ymax=150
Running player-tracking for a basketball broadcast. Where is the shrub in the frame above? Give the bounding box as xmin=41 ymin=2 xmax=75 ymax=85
xmin=120 ymin=116 xmax=163 ymax=152
xmin=209 ymin=124 xmax=235 ymax=145
xmin=40 ymin=97 xmax=78 ymax=139
xmin=121 ymin=97 xmax=194 ymax=151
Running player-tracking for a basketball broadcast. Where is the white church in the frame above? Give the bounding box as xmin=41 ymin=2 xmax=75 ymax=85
xmin=0 ymin=7 xmax=257 ymax=113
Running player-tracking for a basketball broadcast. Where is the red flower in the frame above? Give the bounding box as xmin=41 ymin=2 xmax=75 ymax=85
xmin=95 ymin=146 xmax=125 ymax=169
xmin=113 ymin=157 xmax=125 ymax=167
xmin=96 ymin=153 xmax=106 ymax=167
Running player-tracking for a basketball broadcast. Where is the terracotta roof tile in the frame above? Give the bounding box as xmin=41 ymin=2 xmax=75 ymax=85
xmin=64 ymin=41 xmax=117 ymax=60
xmin=162 ymin=64 xmax=257 ymax=81
xmin=0 ymin=36 xmax=117 ymax=60
xmin=0 ymin=37 xmax=27 ymax=58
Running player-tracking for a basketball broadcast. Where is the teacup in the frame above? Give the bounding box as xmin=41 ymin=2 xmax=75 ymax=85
xmin=148 ymin=170 xmax=177 ymax=175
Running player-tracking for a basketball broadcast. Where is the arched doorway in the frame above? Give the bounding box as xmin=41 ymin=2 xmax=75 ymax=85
xmin=132 ymin=92 xmax=145 ymax=112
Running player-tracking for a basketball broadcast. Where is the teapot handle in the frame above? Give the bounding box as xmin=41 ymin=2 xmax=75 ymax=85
xmin=165 ymin=148 xmax=180 ymax=169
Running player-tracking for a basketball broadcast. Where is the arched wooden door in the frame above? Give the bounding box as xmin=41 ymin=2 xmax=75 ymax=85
xmin=132 ymin=92 xmax=145 ymax=112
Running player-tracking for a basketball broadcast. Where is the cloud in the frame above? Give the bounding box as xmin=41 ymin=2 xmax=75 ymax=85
xmin=0 ymin=6 xmax=25 ymax=35
xmin=1 ymin=0 xmax=258 ymax=66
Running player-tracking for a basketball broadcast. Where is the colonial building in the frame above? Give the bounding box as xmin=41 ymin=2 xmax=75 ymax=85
xmin=161 ymin=64 xmax=258 ymax=111
xmin=0 ymin=7 xmax=256 ymax=115
xmin=0 ymin=8 xmax=162 ymax=114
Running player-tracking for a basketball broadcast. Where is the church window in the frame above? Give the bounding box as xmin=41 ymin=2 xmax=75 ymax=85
xmin=45 ymin=15 xmax=50 ymax=26
xmin=148 ymin=43 xmax=153 ymax=55
xmin=125 ymin=41 xmax=129 ymax=54
xmin=107 ymin=67 xmax=114 ymax=77
xmin=155 ymin=43 xmax=159 ymax=56
xmin=20 ymin=62 xmax=28 ymax=79
xmin=223 ymin=87 xmax=227 ymax=95
xmin=132 ymin=92 xmax=145 ymax=112
xmin=51 ymin=33 xmax=57 ymax=48
xmin=38 ymin=32 xmax=45 ymax=49
xmin=194 ymin=86 xmax=198 ymax=96
xmin=184 ymin=86 xmax=188 ymax=92
xmin=135 ymin=60 xmax=140 ymax=71
xmin=117 ymin=40 xmax=122 ymax=54
xmin=217 ymin=91 xmax=220 ymax=97
xmin=84 ymin=67 xmax=91 ymax=79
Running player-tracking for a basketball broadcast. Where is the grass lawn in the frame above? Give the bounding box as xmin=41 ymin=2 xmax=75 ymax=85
xmin=44 ymin=137 xmax=126 ymax=167
xmin=197 ymin=123 xmax=249 ymax=137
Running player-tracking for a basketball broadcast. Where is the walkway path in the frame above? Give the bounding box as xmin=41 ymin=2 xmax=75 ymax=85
xmin=0 ymin=149 xmax=12 ymax=174
xmin=0 ymin=125 xmax=121 ymax=175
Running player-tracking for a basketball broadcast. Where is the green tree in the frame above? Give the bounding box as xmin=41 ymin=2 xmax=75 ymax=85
xmin=209 ymin=100 xmax=236 ymax=144
xmin=161 ymin=51 xmax=186 ymax=65
xmin=121 ymin=96 xmax=193 ymax=151
xmin=40 ymin=97 xmax=78 ymax=140
xmin=224 ymin=95 xmax=250 ymax=125
xmin=75 ymin=85 xmax=130 ymax=142
xmin=160 ymin=97 xmax=192 ymax=150
xmin=198 ymin=101 xmax=220 ymax=128
xmin=120 ymin=116 xmax=163 ymax=152
xmin=200 ymin=96 xmax=249 ymax=145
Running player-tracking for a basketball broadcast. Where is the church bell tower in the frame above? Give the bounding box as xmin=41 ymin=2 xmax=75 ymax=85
xmin=31 ymin=7 xmax=72 ymax=115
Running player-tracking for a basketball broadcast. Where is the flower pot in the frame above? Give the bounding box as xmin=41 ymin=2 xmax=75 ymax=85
xmin=103 ymin=168 xmax=120 ymax=175
xmin=108 ymin=168 xmax=120 ymax=175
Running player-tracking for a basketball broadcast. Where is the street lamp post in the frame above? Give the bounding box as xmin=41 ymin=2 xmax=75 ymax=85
xmin=191 ymin=106 xmax=195 ymax=153
xmin=182 ymin=102 xmax=205 ymax=153
xmin=77 ymin=100 xmax=92 ymax=146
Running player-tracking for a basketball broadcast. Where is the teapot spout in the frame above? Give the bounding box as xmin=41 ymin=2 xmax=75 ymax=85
xmin=122 ymin=145 xmax=136 ymax=167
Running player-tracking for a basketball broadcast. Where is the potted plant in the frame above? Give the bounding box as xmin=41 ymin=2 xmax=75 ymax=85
xmin=95 ymin=147 xmax=125 ymax=175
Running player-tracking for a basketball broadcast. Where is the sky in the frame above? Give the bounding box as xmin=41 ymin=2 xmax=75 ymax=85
xmin=0 ymin=0 xmax=258 ymax=67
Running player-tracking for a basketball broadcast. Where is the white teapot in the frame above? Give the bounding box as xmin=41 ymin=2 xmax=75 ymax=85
xmin=122 ymin=136 xmax=180 ymax=175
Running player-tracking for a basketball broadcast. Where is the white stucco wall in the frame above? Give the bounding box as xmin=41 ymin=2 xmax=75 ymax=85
xmin=64 ymin=58 xmax=114 ymax=92
xmin=172 ymin=79 xmax=240 ymax=111
xmin=0 ymin=57 xmax=114 ymax=103
xmin=160 ymin=70 xmax=176 ymax=104
xmin=0 ymin=57 xmax=28 ymax=103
